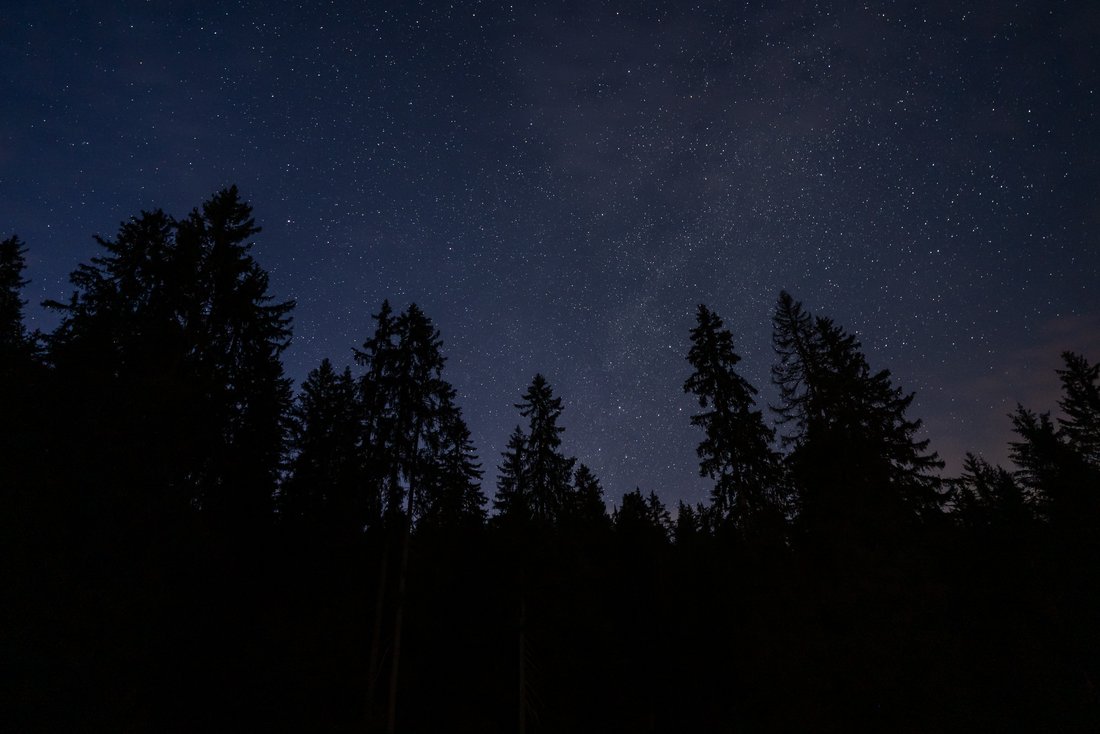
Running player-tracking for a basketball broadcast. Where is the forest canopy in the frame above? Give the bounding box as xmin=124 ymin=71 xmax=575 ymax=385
xmin=3 ymin=190 xmax=1098 ymax=732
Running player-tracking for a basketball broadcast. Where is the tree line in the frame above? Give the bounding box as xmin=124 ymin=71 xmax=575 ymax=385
xmin=3 ymin=189 xmax=1098 ymax=732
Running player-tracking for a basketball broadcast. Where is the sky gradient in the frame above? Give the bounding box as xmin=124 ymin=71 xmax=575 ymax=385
xmin=3 ymin=0 xmax=1098 ymax=506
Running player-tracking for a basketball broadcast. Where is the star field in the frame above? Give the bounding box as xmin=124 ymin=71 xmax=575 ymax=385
xmin=3 ymin=1 xmax=1098 ymax=505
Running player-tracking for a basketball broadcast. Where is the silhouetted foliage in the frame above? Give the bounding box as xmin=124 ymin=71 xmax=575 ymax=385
xmin=6 ymin=194 xmax=1098 ymax=732
xmin=281 ymin=358 xmax=365 ymax=530
xmin=492 ymin=425 xmax=528 ymax=524
xmin=1057 ymin=351 xmax=1100 ymax=468
xmin=418 ymin=396 xmax=487 ymax=529
xmin=772 ymin=291 xmax=944 ymax=546
xmin=953 ymin=453 xmax=1033 ymax=531
xmin=685 ymin=303 xmax=785 ymax=538
xmin=614 ymin=488 xmax=672 ymax=543
xmin=564 ymin=463 xmax=610 ymax=528
xmin=0 ymin=234 xmax=33 ymax=363
xmin=510 ymin=373 xmax=577 ymax=526
xmin=44 ymin=188 xmax=293 ymax=521
xmin=1009 ymin=352 xmax=1100 ymax=535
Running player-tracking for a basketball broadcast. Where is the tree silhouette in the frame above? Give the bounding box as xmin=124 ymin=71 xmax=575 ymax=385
xmin=45 ymin=188 xmax=293 ymax=522
xmin=0 ymin=234 xmax=42 ymax=505
xmin=0 ymin=235 xmax=33 ymax=364
xmin=563 ymin=463 xmax=610 ymax=528
xmin=493 ymin=426 xmax=529 ymax=524
xmin=614 ymin=488 xmax=672 ymax=543
xmin=771 ymin=291 xmax=943 ymax=544
xmin=418 ymin=394 xmax=487 ymax=529
xmin=513 ymin=374 xmax=576 ymax=526
xmin=281 ymin=358 xmax=366 ymax=530
xmin=684 ymin=304 xmax=783 ymax=536
xmin=953 ymin=453 xmax=1032 ymax=531
xmin=1010 ymin=355 xmax=1099 ymax=533
xmin=1057 ymin=352 xmax=1100 ymax=469
xmin=352 ymin=301 xmax=483 ymax=731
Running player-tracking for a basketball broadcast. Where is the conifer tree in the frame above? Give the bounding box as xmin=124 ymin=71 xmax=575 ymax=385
xmin=1010 ymin=401 xmax=1098 ymax=531
xmin=674 ymin=500 xmax=700 ymax=546
xmin=953 ymin=453 xmax=1032 ymax=531
xmin=355 ymin=302 xmax=484 ymax=529
xmin=613 ymin=488 xmax=672 ymax=543
xmin=514 ymin=374 xmax=576 ymax=525
xmin=771 ymin=292 xmax=943 ymax=540
xmin=45 ymin=189 xmax=293 ymax=520
xmin=0 ymin=235 xmax=32 ymax=365
xmin=684 ymin=304 xmax=783 ymax=533
xmin=353 ymin=302 xmax=478 ymax=732
xmin=418 ymin=395 xmax=487 ymax=529
xmin=355 ymin=300 xmax=400 ymax=518
xmin=0 ymin=235 xmax=40 ymax=496
xmin=564 ymin=463 xmax=609 ymax=527
xmin=282 ymin=359 xmax=365 ymax=530
xmin=493 ymin=426 xmax=528 ymax=523
xmin=1057 ymin=352 xmax=1100 ymax=468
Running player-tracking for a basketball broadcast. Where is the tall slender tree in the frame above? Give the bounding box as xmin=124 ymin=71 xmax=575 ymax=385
xmin=514 ymin=374 xmax=576 ymax=526
xmin=493 ymin=426 xmax=529 ymax=523
xmin=684 ymin=304 xmax=783 ymax=533
xmin=0 ymin=235 xmax=32 ymax=365
xmin=353 ymin=301 xmax=481 ymax=732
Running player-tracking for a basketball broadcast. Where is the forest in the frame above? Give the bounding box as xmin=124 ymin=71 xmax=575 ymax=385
xmin=3 ymin=188 xmax=1098 ymax=732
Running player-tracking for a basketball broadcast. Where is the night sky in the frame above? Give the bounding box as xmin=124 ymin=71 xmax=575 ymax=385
xmin=3 ymin=1 xmax=1098 ymax=506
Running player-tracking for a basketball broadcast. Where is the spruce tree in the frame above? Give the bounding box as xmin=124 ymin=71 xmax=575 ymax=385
xmin=45 ymin=189 xmax=293 ymax=521
xmin=355 ymin=300 xmax=401 ymax=518
xmin=953 ymin=453 xmax=1032 ymax=531
xmin=493 ymin=426 xmax=528 ymax=523
xmin=1057 ymin=352 xmax=1100 ymax=468
xmin=354 ymin=301 xmax=470 ymax=525
xmin=418 ymin=395 xmax=486 ymax=529
xmin=771 ymin=292 xmax=943 ymax=541
xmin=684 ymin=304 xmax=782 ymax=533
xmin=613 ymin=488 xmax=671 ymax=543
xmin=0 ymin=235 xmax=32 ymax=364
xmin=564 ymin=463 xmax=609 ymax=527
xmin=515 ymin=374 xmax=575 ymax=525
xmin=282 ymin=359 xmax=365 ymax=530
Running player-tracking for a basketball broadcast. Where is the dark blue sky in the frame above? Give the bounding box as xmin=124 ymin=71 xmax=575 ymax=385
xmin=4 ymin=0 xmax=1098 ymax=506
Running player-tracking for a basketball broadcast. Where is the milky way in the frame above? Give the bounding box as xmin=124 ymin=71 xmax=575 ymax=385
xmin=3 ymin=1 xmax=1098 ymax=505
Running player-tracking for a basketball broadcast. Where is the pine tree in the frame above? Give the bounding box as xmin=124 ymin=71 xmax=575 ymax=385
xmin=0 ymin=235 xmax=32 ymax=364
xmin=564 ymin=463 xmax=609 ymax=527
xmin=418 ymin=395 xmax=486 ymax=529
xmin=493 ymin=426 xmax=528 ymax=523
xmin=0 ymin=235 xmax=41 ymax=497
xmin=771 ymin=292 xmax=943 ymax=541
xmin=353 ymin=302 xmax=475 ymax=732
xmin=1057 ymin=352 xmax=1100 ymax=468
xmin=953 ymin=453 xmax=1032 ymax=531
xmin=613 ymin=488 xmax=671 ymax=543
xmin=355 ymin=302 xmax=480 ymax=528
xmin=684 ymin=304 xmax=783 ymax=533
xmin=515 ymin=374 xmax=576 ymax=525
xmin=1010 ymin=403 xmax=1097 ymax=530
xmin=674 ymin=500 xmax=700 ymax=546
xmin=355 ymin=300 xmax=401 ymax=518
xmin=281 ymin=359 xmax=366 ymax=530
xmin=45 ymin=189 xmax=293 ymax=521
